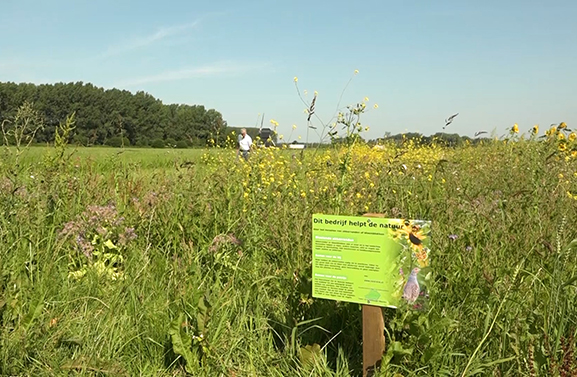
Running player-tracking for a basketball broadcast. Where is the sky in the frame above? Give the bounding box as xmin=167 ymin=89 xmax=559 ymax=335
xmin=1 ymin=0 xmax=576 ymax=142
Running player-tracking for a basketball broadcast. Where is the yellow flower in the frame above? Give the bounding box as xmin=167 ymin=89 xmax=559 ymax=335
xmin=558 ymin=133 xmax=565 ymax=140
xmin=364 ymin=97 xmax=369 ymax=102
xmin=532 ymin=125 xmax=539 ymax=134
xmin=373 ymin=103 xmax=378 ymax=109
xmin=279 ymin=134 xmax=284 ymax=140
xmin=512 ymin=124 xmax=519 ymax=133
xmin=243 ymin=192 xmax=249 ymax=198
xmin=298 ymin=135 xmax=302 ymax=140
xmin=569 ymin=132 xmax=576 ymax=142
xmin=354 ymin=69 xmax=359 ymax=74
xmin=572 ymin=151 xmax=577 ymax=158
xmin=292 ymin=124 xmax=297 ymax=130
xmin=314 ymin=90 xmax=318 ymax=96
xmin=559 ymin=173 xmax=564 ymax=179
xmin=559 ymin=143 xmax=567 ymax=151
xmin=364 ymin=127 xmax=370 ymax=132
xmin=294 ymin=76 xmax=298 ymax=82
xmin=559 ymin=122 xmax=567 ymax=129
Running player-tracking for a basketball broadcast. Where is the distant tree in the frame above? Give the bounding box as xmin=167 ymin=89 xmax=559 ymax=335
xmin=0 ymin=81 xmax=227 ymax=147
xmin=175 ymin=140 xmax=188 ymax=149
xmin=151 ymin=138 xmax=165 ymax=148
xmin=106 ymin=136 xmax=130 ymax=148
xmin=165 ymin=137 xmax=177 ymax=148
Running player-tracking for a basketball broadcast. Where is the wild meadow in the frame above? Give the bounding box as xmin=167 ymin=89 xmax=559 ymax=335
xmin=1 ymin=115 xmax=577 ymax=376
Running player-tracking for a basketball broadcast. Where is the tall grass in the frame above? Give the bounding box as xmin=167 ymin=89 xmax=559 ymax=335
xmin=1 ymin=133 xmax=576 ymax=376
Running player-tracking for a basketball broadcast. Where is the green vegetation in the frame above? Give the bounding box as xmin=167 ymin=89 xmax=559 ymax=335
xmin=0 ymin=82 xmax=226 ymax=147
xmin=1 ymin=113 xmax=576 ymax=375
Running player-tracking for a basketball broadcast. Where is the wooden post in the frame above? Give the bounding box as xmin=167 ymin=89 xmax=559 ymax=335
xmin=362 ymin=213 xmax=386 ymax=377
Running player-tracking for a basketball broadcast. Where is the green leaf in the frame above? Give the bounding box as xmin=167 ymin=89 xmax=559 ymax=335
xmin=196 ymin=295 xmax=209 ymax=333
xmin=103 ymin=239 xmax=117 ymax=250
xmin=22 ymin=298 xmax=44 ymax=333
xmin=169 ymin=313 xmax=195 ymax=373
xmin=389 ymin=341 xmax=413 ymax=356
xmin=299 ymin=343 xmax=322 ymax=366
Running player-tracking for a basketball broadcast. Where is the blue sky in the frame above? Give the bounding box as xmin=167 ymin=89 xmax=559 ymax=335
xmin=1 ymin=0 xmax=576 ymax=142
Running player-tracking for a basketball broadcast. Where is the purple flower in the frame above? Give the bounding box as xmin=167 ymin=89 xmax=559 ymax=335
xmin=448 ymin=234 xmax=458 ymax=241
xmin=119 ymin=227 xmax=137 ymax=245
xmin=59 ymin=220 xmax=79 ymax=237
xmin=75 ymin=234 xmax=94 ymax=258
xmin=465 ymin=246 xmax=473 ymax=251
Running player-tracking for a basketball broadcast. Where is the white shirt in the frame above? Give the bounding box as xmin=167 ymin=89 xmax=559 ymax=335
xmin=239 ymin=134 xmax=252 ymax=151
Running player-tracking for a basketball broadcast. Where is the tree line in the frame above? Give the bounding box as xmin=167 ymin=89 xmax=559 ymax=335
xmin=0 ymin=81 xmax=227 ymax=147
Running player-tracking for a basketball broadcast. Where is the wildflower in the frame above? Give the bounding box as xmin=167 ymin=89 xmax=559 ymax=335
xmin=294 ymin=76 xmax=298 ymax=82
xmin=569 ymin=132 xmax=576 ymax=142
xmin=119 ymin=227 xmax=137 ymax=245
xmin=364 ymin=127 xmax=370 ymax=132
xmin=314 ymin=90 xmax=318 ymax=96
xmin=270 ymin=119 xmax=279 ymax=127
xmin=292 ymin=124 xmax=297 ymax=130
xmin=558 ymin=133 xmax=565 ymax=140
xmin=559 ymin=143 xmax=567 ymax=151
xmin=354 ymin=69 xmax=359 ymax=74
xmin=465 ymin=246 xmax=473 ymax=252
xmin=279 ymin=134 xmax=284 ymax=140
xmin=512 ymin=124 xmax=519 ymax=133
xmin=532 ymin=125 xmax=539 ymax=134
xmin=364 ymin=97 xmax=369 ymax=102
xmin=448 ymin=234 xmax=458 ymax=241
xmin=373 ymin=103 xmax=378 ymax=109
xmin=559 ymin=122 xmax=567 ymax=129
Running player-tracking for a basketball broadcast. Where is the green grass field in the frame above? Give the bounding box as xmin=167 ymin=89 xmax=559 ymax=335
xmin=1 ymin=135 xmax=576 ymax=376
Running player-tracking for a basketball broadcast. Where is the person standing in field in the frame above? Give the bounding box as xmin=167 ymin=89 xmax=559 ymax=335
xmin=238 ymin=128 xmax=253 ymax=161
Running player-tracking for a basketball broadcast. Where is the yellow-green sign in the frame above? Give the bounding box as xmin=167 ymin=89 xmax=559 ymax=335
xmin=312 ymin=214 xmax=431 ymax=308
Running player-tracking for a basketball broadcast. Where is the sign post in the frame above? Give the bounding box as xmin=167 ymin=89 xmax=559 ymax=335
xmin=361 ymin=213 xmax=386 ymax=377
xmin=311 ymin=213 xmax=431 ymax=377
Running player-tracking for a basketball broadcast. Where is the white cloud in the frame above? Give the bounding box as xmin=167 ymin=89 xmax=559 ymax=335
xmin=101 ymin=21 xmax=199 ymax=58
xmin=114 ymin=61 xmax=269 ymax=87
